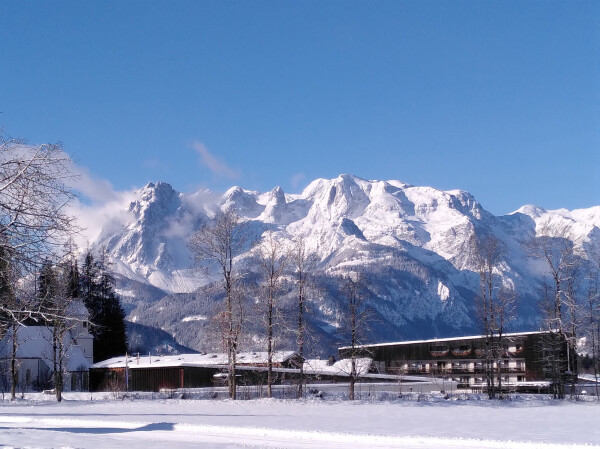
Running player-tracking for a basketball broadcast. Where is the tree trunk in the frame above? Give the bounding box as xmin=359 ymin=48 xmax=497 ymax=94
xmin=349 ymin=358 xmax=356 ymax=400
xmin=229 ymin=346 xmax=237 ymax=400
xmin=497 ymin=361 xmax=502 ymax=398
xmin=55 ymin=336 xmax=63 ymax=402
xmin=267 ymin=295 xmax=273 ymax=398
xmin=297 ymin=289 xmax=304 ymax=399
xmin=595 ymin=324 xmax=600 ymax=399
xmin=226 ymin=282 xmax=237 ymax=400
xmin=10 ymin=323 xmax=17 ymax=401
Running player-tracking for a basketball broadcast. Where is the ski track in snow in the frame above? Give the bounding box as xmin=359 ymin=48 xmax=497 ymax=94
xmin=0 ymin=395 xmax=598 ymax=449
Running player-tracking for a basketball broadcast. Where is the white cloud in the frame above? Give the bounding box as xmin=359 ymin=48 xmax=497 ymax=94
xmin=291 ymin=172 xmax=306 ymax=191
xmin=71 ymin=191 xmax=135 ymax=248
xmin=67 ymin=162 xmax=122 ymax=204
xmin=0 ymin=143 xmax=137 ymax=251
xmin=69 ymin=189 xmax=137 ymax=250
xmin=63 ymin=159 xmax=138 ymax=248
xmin=192 ymin=141 xmax=239 ymax=179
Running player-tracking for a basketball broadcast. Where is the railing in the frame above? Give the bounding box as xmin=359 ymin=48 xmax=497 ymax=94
xmin=388 ymin=362 xmax=525 ymax=376
xmin=391 ymin=366 xmax=525 ymax=376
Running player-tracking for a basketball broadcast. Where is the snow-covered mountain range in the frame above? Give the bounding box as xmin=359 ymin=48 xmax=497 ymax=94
xmin=93 ymin=175 xmax=600 ymax=355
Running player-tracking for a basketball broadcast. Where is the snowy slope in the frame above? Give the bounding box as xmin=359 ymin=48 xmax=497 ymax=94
xmin=92 ymin=175 xmax=600 ymax=352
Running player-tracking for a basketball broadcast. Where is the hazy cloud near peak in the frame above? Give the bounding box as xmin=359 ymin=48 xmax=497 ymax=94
xmin=291 ymin=172 xmax=306 ymax=191
xmin=64 ymin=158 xmax=138 ymax=248
xmin=69 ymin=189 xmax=137 ymax=249
xmin=67 ymin=161 xmax=122 ymax=204
xmin=192 ymin=141 xmax=239 ymax=179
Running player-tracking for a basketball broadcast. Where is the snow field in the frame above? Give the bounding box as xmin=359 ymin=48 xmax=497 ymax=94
xmin=0 ymin=393 xmax=598 ymax=448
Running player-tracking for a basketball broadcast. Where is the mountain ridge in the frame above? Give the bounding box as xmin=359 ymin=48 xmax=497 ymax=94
xmin=93 ymin=175 xmax=600 ymax=354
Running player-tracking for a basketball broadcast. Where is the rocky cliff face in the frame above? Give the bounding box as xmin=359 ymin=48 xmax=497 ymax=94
xmin=94 ymin=175 xmax=600 ymax=354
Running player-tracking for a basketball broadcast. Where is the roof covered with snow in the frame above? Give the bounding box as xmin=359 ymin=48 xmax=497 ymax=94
xmin=303 ymin=358 xmax=373 ymax=377
xmin=0 ymin=326 xmax=92 ymax=371
xmin=92 ymin=351 xmax=299 ymax=369
xmin=340 ymin=330 xmax=555 ymax=350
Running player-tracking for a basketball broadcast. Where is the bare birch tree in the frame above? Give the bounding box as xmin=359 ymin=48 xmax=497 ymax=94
xmin=188 ymin=210 xmax=248 ymax=399
xmin=289 ymin=236 xmax=318 ymax=398
xmin=472 ymin=234 xmax=501 ymax=398
xmin=38 ymin=249 xmax=83 ymax=402
xmin=338 ymin=271 xmax=372 ymax=400
xmin=471 ymin=233 xmax=517 ymax=398
xmin=0 ymin=135 xmax=79 ymax=399
xmin=585 ymin=276 xmax=600 ymax=398
xmin=528 ymin=224 xmax=581 ymax=398
xmin=0 ymin=136 xmax=78 ymax=277
xmin=255 ymin=231 xmax=287 ymax=398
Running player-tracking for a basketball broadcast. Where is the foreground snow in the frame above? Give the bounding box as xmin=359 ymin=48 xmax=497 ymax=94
xmin=0 ymin=392 xmax=598 ymax=448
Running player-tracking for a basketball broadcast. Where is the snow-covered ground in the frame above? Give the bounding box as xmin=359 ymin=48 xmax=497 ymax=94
xmin=0 ymin=391 xmax=598 ymax=448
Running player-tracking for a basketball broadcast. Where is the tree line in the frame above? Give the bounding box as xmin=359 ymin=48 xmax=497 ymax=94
xmin=189 ymin=209 xmax=378 ymax=400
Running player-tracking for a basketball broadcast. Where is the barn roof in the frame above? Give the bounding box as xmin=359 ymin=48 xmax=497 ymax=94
xmin=92 ymin=351 xmax=299 ymax=369
xmin=303 ymin=357 xmax=373 ymax=377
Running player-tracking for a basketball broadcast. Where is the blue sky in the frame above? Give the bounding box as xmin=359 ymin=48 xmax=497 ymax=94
xmin=1 ymin=0 xmax=598 ymax=215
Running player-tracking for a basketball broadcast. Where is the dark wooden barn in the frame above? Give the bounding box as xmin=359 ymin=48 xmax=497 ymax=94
xmin=89 ymin=351 xmax=303 ymax=392
xmin=90 ymin=365 xmax=222 ymax=392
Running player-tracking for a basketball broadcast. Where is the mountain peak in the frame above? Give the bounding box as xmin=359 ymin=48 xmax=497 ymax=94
xmin=269 ymin=186 xmax=285 ymax=201
xmin=513 ymin=204 xmax=547 ymax=218
xmin=129 ymin=182 xmax=180 ymax=221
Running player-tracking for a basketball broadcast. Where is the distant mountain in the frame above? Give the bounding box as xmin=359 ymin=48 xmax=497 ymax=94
xmin=126 ymin=321 xmax=196 ymax=356
xmin=93 ymin=175 xmax=600 ymax=355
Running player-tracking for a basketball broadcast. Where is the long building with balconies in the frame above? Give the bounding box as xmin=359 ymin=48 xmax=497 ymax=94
xmin=339 ymin=330 xmax=573 ymax=391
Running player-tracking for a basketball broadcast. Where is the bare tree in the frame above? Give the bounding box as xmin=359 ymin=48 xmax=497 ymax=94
xmin=338 ymin=271 xmax=372 ymax=400
xmin=0 ymin=243 xmax=20 ymax=400
xmin=289 ymin=236 xmax=318 ymax=398
xmin=0 ymin=135 xmax=79 ymax=400
xmin=0 ymin=136 xmax=78 ymax=277
xmin=494 ymin=285 xmax=517 ymax=396
xmin=585 ymin=276 xmax=600 ymax=398
xmin=255 ymin=231 xmax=287 ymax=398
xmin=471 ymin=234 xmax=517 ymax=398
xmin=563 ymin=259 xmax=584 ymax=397
xmin=528 ymin=224 xmax=581 ymax=398
xmin=188 ymin=210 xmax=248 ymax=399
xmin=38 ymin=248 xmax=83 ymax=402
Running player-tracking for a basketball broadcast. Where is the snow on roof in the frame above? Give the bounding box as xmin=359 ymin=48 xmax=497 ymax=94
xmin=303 ymin=358 xmax=373 ymax=377
xmin=0 ymin=326 xmax=91 ymax=371
xmin=339 ymin=330 xmax=556 ymax=350
xmin=92 ymin=351 xmax=299 ymax=369
xmin=579 ymin=374 xmax=600 ymax=383
xmin=65 ymin=300 xmax=89 ymax=319
xmin=0 ymin=326 xmax=52 ymax=359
